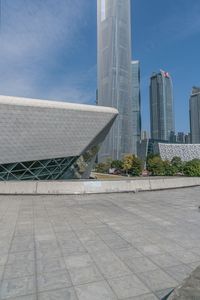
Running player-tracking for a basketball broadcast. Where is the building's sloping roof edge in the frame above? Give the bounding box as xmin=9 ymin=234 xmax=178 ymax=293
xmin=0 ymin=95 xmax=118 ymax=115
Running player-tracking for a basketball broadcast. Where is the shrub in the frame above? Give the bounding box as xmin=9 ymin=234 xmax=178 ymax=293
xmin=171 ymin=156 xmax=184 ymax=173
xmin=95 ymin=158 xmax=112 ymax=173
xmin=163 ymin=160 xmax=177 ymax=176
xmin=147 ymin=156 xmax=165 ymax=176
xmin=111 ymin=160 xmax=123 ymax=170
xmin=183 ymin=159 xmax=200 ymax=177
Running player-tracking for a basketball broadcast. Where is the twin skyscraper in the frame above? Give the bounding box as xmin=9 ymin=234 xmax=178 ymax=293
xmin=97 ymin=0 xmax=174 ymax=162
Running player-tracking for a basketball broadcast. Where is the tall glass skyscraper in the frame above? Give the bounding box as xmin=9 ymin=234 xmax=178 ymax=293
xmin=131 ymin=61 xmax=141 ymax=155
xmin=97 ymin=0 xmax=133 ymax=161
xmin=190 ymin=87 xmax=200 ymax=143
xmin=150 ymin=70 xmax=175 ymax=141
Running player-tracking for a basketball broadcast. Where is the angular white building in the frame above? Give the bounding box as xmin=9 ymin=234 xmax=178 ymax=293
xmin=0 ymin=95 xmax=118 ymax=181
xmin=97 ymin=0 xmax=133 ymax=161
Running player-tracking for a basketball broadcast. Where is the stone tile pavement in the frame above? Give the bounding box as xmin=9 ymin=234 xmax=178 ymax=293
xmin=0 ymin=187 xmax=200 ymax=299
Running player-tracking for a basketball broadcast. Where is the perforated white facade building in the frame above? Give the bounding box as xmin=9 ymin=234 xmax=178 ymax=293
xmin=0 ymin=95 xmax=118 ymax=181
xmin=158 ymin=143 xmax=200 ymax=162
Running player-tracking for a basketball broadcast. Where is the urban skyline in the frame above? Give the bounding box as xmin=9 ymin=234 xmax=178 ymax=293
xmin=0 ymin=0 xmax=199 ymax=134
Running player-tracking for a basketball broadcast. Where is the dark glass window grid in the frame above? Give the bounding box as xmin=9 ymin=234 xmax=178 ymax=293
xmin=0 ymin=156 xmax=78 ymax=181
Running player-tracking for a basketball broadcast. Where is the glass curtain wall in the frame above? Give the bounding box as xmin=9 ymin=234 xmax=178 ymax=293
xmin=97 ymin=0 xmax=133 ymax=161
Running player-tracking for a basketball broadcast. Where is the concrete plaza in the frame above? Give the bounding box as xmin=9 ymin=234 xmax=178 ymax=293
xmin=0 ymin=187 xmax=200 ymax=299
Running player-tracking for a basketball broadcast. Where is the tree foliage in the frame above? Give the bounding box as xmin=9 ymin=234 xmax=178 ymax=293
xmin=123 ymin=154 xmax=142 ymax=176
xmin=183 ymin=159 xmax=200 ymax=177
xmin=95 ymin=158 xmax=112 ymax=174
xmin=111 ymin=160 xmax=123 ymax=169
xmin=171 ymin=156 xmax=184 ymax=173
xmin=147 ymin=156 xmax=165 ymax=176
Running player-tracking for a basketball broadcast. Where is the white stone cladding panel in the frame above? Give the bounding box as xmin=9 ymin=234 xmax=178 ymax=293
xmin=0 ymin=96 xmax=118 ymax=164
xmin=159 ymin=143 xmax=200 ymax=161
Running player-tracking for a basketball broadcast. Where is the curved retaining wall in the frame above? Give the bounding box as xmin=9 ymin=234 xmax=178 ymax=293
xmin=0 ymin=177 xmax=200 ymax=195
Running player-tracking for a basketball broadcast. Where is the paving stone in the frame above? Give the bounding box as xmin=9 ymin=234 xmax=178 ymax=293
xmin=0 ymin=188 xmax=200 ymax=299
xmin=0 ymin=266 xmax=5 ymax=281
xmin=4 ymin=261 xmax=35 ymax=279
xmin=7 ymin=251 xmax=35 ymax=264
xmin=164 ymin=264 xmax=193 ymax=282
xmin=108 ymin=274 xmax=150 ymax=298
xmin=1 ymin=295 xmax=36 ymax=300
xmin=137 ymin=269 xmax=178 ymax=292
xmin=0 ymin=276 xmax=35 ymax=299
xmin=37 ymin=257 xmax=66 ymax=274
xmin=64 ymin=253 xmax=102 ymax=285
xmin=128 ymin=294 xmax=158 ymax=300
xmin=75 ymin=281 xmax=117 ymax=300
xmin=136 ymin=244 xmax=165 ymax=256
xmin=149 ymin=253 xmax=182 ymax=268
xmin=91 ymin=251 xmax=132 ymax=279
xmin=38 ymin=288 xmax=78 ymax=300
xmin=125 ymin=256 xmax=159 ymax=273
xmin=0 ymin=254 xmax=8 ymax=265
xmin=114 ymin=247 xmax=143 ymax=260
xmin=37 ymin=270 xmax=72 ymax=292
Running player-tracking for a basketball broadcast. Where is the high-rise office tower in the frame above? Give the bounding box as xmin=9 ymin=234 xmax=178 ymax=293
xmin=131 ymin=61 xmax=141 ymax=155
xmin=185 ymin=133 xmax=191 ymax=144
xmin=150 ymin=70 xmax=175 ymax=141
xmin=190 ymin=87 xmax=200 ymax=143
xmin=97 ymin=0 xmax=133 ymax=161
xmin=177 ymin=132 xmax=185 ymax=144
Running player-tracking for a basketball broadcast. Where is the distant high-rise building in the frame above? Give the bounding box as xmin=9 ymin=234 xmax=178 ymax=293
xmin=150 ymin=70 xmax=175 ymax=141
xmin=141 ymin=130 xmax=149 ymax=140
xmin=177 ymin=132 xmax=185 ymax=144
xmin=131 ymin=61 xmax=141 ymax=155
xmin=185 ymin=133 xmax=191 ymax=144
xmin=97 ymin=0 xmax=133 ymax=161
xmin=169 ymin=131 xmax=177 ymax=143
xmin=190 ymin=87 xmax=200 ymax=143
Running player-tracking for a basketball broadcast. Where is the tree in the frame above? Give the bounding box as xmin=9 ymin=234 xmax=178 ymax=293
xmin=147 ymin=156 xmax=165 ymax=176
xmin=122 ymin=154 xmax=142 ymax=176
xmin=131 ymin=155 xmax=143 ymax=176
xmin=123 ymin=154 xmax=133 ymax=175
xmin=183 ymin=159 xmax=200 ymax=177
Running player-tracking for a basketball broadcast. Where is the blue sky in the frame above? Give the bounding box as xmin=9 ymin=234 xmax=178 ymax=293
xmin=0 ymin=0 xmax=199 ymax=133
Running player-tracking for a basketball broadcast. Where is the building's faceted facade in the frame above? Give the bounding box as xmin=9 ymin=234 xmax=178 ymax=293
xmin=190 ymin=87 xmax=200 ymax=143
xmin=150 ymin=70 xmax=175 ymax=141
xmin=131 ymin=61 xmax=141 ymax=155
xmin=0 ymin=95 xmax=118 ymax=181
xmin=97 ymin=0 xmax=133 ymax=161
